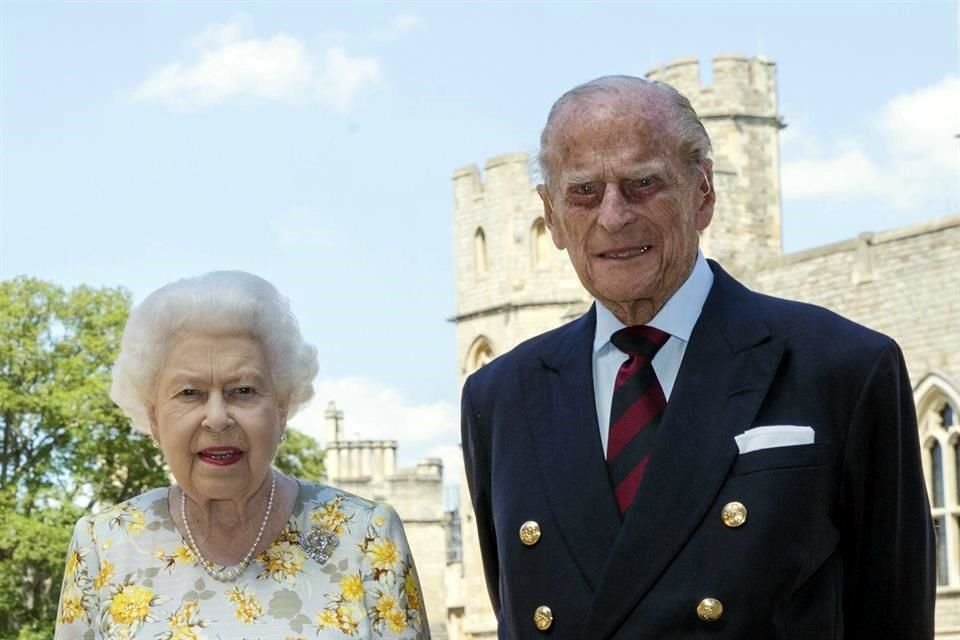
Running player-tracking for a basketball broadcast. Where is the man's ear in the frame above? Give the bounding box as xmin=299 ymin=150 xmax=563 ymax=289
xmin=694 ymin=161 xmax=715 ymax=232
xmin=537 ymin=184 xmax=567 ymax=250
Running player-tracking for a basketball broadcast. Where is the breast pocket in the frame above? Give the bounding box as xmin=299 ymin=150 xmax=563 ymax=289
xmin=730 ymin=443 xmax=832 ymax=476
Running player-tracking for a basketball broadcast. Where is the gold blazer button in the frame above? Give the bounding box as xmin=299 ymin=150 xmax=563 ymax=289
xmin=697 ymin=597 xmax=724 ymax=621
xmin=721 ymin=501 xmax=747 ymax=528
xmin=533 ymin=605 xmax=553 ymax=631
xmin=519 ymin=520 xmax=542 ymax=546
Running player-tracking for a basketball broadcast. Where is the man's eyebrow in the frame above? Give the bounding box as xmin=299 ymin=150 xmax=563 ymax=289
xmin=561 ymin=160 xmax=668 ymax=185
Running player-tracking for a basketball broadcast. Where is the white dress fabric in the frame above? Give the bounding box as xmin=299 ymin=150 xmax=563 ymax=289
xmin=54 ymin=480 xmax=428 ymax=640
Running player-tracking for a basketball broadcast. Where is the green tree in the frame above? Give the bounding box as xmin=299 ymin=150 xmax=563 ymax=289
xmin=274 ymin=427 xmax=326 ymax=482
xmin=0 ymin=277 xmax=166 ymax=638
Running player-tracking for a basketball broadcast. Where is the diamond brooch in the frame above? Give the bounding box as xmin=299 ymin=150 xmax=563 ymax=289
xmin=300 ymin=527 xmax=339 ymax=564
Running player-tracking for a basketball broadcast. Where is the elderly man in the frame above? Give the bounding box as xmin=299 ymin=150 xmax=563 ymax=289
xmin=460 ymin=76 xmax=935 ymax=639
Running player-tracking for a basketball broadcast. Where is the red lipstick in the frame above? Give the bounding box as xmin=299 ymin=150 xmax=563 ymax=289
xmin=198 ymin=447 xmax=243 ymax=466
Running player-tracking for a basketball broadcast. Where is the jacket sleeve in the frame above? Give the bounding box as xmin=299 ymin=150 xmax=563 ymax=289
xmin=840 ymin=340 xmax=935 ymax=638
xmin=360 ymin=502 xmax=430 ymax=639
xmin=54 ymin=516 xmax=101 ymax=639
xmin=460 ymin=375 xmax=501 ymax=615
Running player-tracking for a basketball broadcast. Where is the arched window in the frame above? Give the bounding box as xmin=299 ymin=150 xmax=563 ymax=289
xmin=531 ymin=218 xmax=550 ymax=269
xmin=916 ymin=374 xmax=960 ymax=589
xmin=474 ymin=228 xmax=487 ymax=277
xmin=932 ymin=441 xmax=945 ymax=508
xmin=466 ymin=336 xmax=494 ymax=374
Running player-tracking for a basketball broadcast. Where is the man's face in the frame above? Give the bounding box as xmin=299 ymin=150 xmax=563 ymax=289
xmin=538 ymin=99 xmax=714 ymax=324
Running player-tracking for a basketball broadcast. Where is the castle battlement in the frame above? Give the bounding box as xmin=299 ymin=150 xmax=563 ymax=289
xmin=647 ymin=54 xmax=778 ymax=119
xmin=452 ymin=152 xmax=533 ymax=210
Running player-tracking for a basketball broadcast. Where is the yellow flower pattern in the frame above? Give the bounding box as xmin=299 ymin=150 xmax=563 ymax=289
xmin=310 ymin=495 xmax=353 ymax=535
xmin=54 ymin=483 xmax=427 ymax=639
xmin=257 ymin=538 xmax=306 ymax=582
xmin=155 ymin=544 xmax=198 ymax=574
xmin=93 ymin=560 xmax=115 ymax=589
xmin=404 ymin=571 xmax=421 ymax=613
xmin=156 ymin=599 xmax=209 ymax=640
xmin=340 ymin=573 xmax=365 ymax=602
xmin=366 ymin=538 xmax=400 ymax=573
xmin=385 ymin=608 xmax=407 ymax=633
xmin=108 ymin=583 xmax=155 ymax=624
xmin=226 ymin=585 xmax=264 ymax=624
xmin=65 ymin=548 xmax=84 ymax=577
xmin=57 ymin=584 xmax=85 ymax=624
xmin=315 ymin=500 xmax=426 ymax=637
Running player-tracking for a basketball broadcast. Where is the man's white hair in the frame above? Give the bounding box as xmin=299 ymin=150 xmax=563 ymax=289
xmin=538 ymin=75 xmax=713 ymax=189
xmin=110 ymin=270 xmax=318 ymax=434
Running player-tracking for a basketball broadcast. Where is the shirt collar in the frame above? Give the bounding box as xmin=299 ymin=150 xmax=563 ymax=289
xmin=593 ymin=251 xmax=714 ymax=354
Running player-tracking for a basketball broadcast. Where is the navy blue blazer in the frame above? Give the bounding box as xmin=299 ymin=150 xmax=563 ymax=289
xmin=461 ymin=261 xmax=935 ymax=639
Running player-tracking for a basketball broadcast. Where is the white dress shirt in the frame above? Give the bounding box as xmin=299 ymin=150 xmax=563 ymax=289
xmin=593 ymin=252 xmax=714 ymax=457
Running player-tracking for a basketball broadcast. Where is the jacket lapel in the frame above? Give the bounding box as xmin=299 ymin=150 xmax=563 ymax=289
xmin=519 ymin=307 xmax=622 ymax=591
xmin=581 ymin=263 xmax=786 ymax=639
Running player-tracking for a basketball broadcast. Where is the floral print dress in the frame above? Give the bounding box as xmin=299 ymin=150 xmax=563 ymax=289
xmin=55 ymin=481 xmax=428 ymax=640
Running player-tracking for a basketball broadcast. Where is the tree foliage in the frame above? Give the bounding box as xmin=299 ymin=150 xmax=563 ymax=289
xmin=0 ymin=277 xmax=166 ymax=637
xmin=275 ymin=427 xmax=326 ymax=483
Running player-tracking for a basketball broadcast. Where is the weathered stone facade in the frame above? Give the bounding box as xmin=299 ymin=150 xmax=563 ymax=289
xmin=449 ymin=55 xmax=959 ymax=638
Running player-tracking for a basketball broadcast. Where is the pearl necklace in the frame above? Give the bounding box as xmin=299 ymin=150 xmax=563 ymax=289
xmin=180 ymin=471 xmax=277 ymax=582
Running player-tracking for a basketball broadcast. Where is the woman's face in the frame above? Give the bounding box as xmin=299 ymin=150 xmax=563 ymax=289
xmin=149 ymin=332 xmax=285 ymax=504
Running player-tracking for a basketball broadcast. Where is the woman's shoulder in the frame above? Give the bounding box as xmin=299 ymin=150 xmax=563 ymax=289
xmin=295 ymin=480 xmax=379 ymax=512
xmin=293 ymin=481 xmax=399 ymax=532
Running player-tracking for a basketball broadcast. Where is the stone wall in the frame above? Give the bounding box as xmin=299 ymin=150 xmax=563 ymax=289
xmin=749 ymin=217 xmax=960 ymax=389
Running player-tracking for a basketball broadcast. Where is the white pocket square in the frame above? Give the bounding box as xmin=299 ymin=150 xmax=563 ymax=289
xmin=735 ymin=425 xmax=815 ymax=454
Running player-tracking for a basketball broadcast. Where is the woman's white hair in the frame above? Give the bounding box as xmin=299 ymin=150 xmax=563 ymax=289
xmin=110 ymin=271 xmax=318 ymax=434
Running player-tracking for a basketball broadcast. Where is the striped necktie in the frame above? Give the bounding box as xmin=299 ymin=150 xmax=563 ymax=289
xmin=607 ymin=325 xmax=671 ymax=514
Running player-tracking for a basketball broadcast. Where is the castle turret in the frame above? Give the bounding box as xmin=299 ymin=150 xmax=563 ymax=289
xmin=647 ymin=55 xmax=784 ymax=275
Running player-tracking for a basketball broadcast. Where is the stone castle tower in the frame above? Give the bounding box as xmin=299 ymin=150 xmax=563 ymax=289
xmin=648 ymin=56 xmax=784 ymax=275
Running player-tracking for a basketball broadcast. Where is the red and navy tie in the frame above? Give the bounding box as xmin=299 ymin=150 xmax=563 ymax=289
xmin=606 ymin=326 xmax=671 ymax=514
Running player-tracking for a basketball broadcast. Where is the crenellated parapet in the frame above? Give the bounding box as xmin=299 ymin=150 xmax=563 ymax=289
xmin=646 ymin=54 xmax=780 ymax=122
xmin=644 ymin=55 xmax=785 ymax=274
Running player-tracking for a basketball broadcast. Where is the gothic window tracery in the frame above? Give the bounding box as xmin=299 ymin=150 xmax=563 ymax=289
xmin=917 ymin=374 xmax=960 ymax=588
xmin=466 ymin=337 xmax=494 ymax=374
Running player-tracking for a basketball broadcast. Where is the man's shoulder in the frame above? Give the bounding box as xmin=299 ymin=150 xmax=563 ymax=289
xmin=721 ymin=272 xmax=896 ymax=358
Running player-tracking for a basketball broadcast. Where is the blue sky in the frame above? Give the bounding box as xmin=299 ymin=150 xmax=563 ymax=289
xmin=1 ymin=2 xmax=957 ymax=485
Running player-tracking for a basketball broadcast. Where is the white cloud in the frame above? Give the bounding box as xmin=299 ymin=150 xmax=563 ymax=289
xmin=370 ymin=14 xmax=422 ymax=42
xmin=319 ymin=48 xmax=381 ymax=112
xmin=880 ymin=76 xmax=959 ymax=171
xmin=288 ymin=376 xmax=460 ymax=485
xmin=781 ymin=76 xmax=959 ymax=210
xmin=132 ymin=21 xmax=380 ymax=112
xmin=781 ymin=147 xmax=882 ymax=199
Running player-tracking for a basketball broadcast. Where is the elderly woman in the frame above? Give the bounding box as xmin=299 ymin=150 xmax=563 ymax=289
xmin=55 ymin=271 xmax=428 ymax=639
